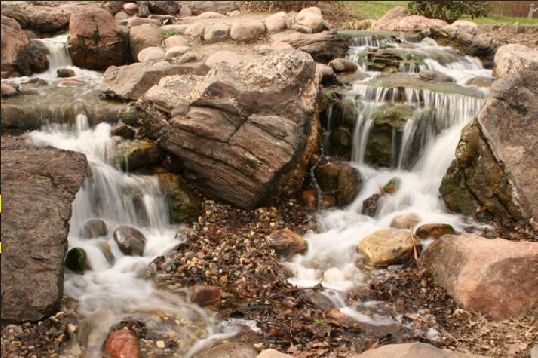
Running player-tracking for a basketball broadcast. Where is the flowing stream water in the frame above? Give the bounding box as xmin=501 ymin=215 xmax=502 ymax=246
xmin=11 ymin=31 xmax=493 ymax=354
xmin=287 ymin=33 xmax=492 ymax=329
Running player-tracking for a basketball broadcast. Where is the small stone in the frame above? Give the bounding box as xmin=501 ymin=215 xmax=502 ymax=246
xmin=390 ymin=213 xmax=421 ymax=230
xmin=156 ymin=340 xmax=165 ymax=349
xmin=105 ymin=327 xmax=140 ymax=358
xmin=57 ymin=68 xmax=75 ymax=78
xmin=358 ymin=229 xmax=415 ymax=267
xmin=415 ymin=223 xmax=456 ymax=240
xmin=268 ymin=228 xmax=308 ymax=258
xmin=190 ymin=285 xmax=220 ymax=306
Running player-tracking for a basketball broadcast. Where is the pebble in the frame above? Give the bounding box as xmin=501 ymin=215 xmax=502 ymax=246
xmin=156 ymin=340 xmax=165 ymax=348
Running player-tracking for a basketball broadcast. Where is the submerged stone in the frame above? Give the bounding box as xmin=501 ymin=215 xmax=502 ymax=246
xmin=80 ymin=219 xmax=108 ymax=239
xmin=65 ymin=247 xmax=90 ymax=274
xmin=358 ymin=229 xmax=415 ymax=267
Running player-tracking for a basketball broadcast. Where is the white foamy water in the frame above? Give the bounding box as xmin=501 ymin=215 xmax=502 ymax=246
xmin=288 ymin=35 xmax=490 ymax=325
xmin=26 ymin=115 xmax=250 ymax=357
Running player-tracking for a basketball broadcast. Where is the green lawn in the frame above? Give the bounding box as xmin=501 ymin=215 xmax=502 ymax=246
xmin=344 ymin=1 xmax=538 ymax=24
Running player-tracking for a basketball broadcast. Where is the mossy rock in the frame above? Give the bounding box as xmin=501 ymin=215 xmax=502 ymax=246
xmin=156 ymin=173 xmax=201 ymax=223
xmin=371 ymin=104 xmax=415 ymax=131
xmin=65 ymin=248 xmax=90 ymax=274
xmin=115 ymin=140 xmax=161 ymax=172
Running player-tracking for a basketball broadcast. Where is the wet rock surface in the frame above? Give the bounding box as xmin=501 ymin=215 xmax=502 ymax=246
xmin=1 ymin=136 xmax=88 ymax=322
xmin=113 ymin=226 xmax=146 ymax=256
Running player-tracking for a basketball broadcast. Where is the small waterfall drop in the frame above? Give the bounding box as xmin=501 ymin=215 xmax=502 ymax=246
xmin=288 ymin=33 xmax=493 ymax=326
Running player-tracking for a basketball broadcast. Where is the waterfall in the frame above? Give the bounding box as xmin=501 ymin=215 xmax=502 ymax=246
xmin=288 ymin=34 xmax=492 ymax=325
xmin=37 ymin=34 xmax=73 ymax=71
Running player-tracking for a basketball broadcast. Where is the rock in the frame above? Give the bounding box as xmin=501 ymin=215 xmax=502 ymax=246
xmin=137 ymin=46 xmax=165 ymax=62
xmin=230 ymin=20 xmax=266 ymax=42
xmin=314 ymin=159 xmax=361 ymax=207
xmin=115 ymin=140 xmax=161 ymax=171
xmin=271 ymin=41 xmax=293 ymax=51
xmin=295 ymin=7 xmax=324 ymax=33
xmin=194 ymin=342 xmax=257 ymax=358
xmin=129 ymin=23 xmax=161 ymax=60
xmin=1 ymin=137 xmax=87 ymax=322
xmin=57 ymin=68 xmax=75 ymax=78
xmin=197 ymin=11 xmax=226 ymax=19
xmin=441 ymin=66 xmax=537 ymax=220
xmin=127 ymin=16 xmax=161 ymax=27
xmin=98 ymin=241 xmax=115 ymax=265
xmin=184 ymin=22 xmax=205 ymax=39
xmin=268 ymin=228 xmax=308 ymax=258
xmin=421 ymin=234 xmax=538 ymax=319
xmin=205 ymin=50 xmax=250 ymax=68
xmin=415 ymin=223 xmax=455 ymax=240
xmin=148 ymin=1 xmax=177 ymax=15
xmin=1 ymin=16 xmax=29 ymax=76
xmin=1 ymin=2 xmax=71 ymax=34
xmin=271 ymin=30 xmax=348 ymax=63
xmin=123 ymin=2 xmax=138 ymax=15
xmin=372 ymin=7 xmax=447 ymax=32
xmin=111 ymin=122 xmax=137 ymax=139
xmin=114 ymin=11 xmax=129 ymax=21
xmin=316 ymin=63 xmax=336 ymax=84
xmin=258 ymin=349 xmax=293 ymax=358
xmin=137 ymin=1 xmax=150 ymax=17
xmin=446 ymin=20 xmax=479 ymax=35
xmin=68 ymin=6 xmax=128 ymax=70
xmin=139 ymin=50 xmax=319 ymax=208
xmin=113 ymin=226 xmax=146 ymax=256
xmin=362 ymin=192 xmax=382 ymax=217
xmin=190 ymin=285 xmax=220 ymax=306
xmin=357 ymin=342 xmax=484 ymax=357
xmin=1 ymin=83 xmax=18 ymax=97
xmin=419 ymin=69 xmax=454 ymax=82
xmin=59 ymin=78 xmax=86 ymax=86
xmin=265 ymin=12 xmax=287 ymax=33
xmin=65 ymin=248 xmax=89 ymax=274
xmin=156 ymin=173 xmax=201 ymax=223
xmin=163 ymin=34 xmax=188 ymax=49
xmin=358 ymin=229 xmax=415 ymax=267
xmin=101 ymin=61 xmax=208 ymax=101
xmin=189 ymin=1 xmax=237 ymax=16
xmin=465 ymin=76 xmax=493 ymax=87
xmin=493 ymin=44 xmax=538 ymax=78
xmin=390 ymin=213 xmax=421 ymax=229
xmin=165 ymin=45 xmax=190 ymax=59
xmin=105 ymin=327 xmax=140 ymax=358
xmin=176 ymin=51 xmax=198 ymax=64
xmin=328 ymin=58 xmax=358 ymax=73
xmin=179 ymin=4 xmax=192 ymax=17
xmin=204 ymin=23 xmax=230 ymax=43
xmin=81 ymin=219 xmax=108 ymax=239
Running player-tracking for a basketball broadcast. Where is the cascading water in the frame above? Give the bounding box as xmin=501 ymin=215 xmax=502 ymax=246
xmin=26 ymin=116 xmax=252 ymax=356
xmin=287 ymin=33 xmax=492 ymax=327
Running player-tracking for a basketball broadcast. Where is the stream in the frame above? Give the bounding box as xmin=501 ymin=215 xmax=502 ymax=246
xmin=5 ymin=31 xmax=493 ymax=356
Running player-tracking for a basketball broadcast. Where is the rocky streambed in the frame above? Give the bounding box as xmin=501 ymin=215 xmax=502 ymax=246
xmin=2 ymin=2 xmax=538 ymax=358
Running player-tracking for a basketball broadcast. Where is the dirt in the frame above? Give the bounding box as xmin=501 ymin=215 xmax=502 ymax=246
xmin=480 ymin=24 xmax=538 ymax=49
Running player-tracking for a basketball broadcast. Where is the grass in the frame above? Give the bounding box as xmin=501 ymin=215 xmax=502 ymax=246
xmin=343 ymin=1 xmax=538 ymax=24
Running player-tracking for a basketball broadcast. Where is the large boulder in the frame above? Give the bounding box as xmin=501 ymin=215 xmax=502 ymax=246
xmin=440 ymin=66 xmax=538 ymax=220
xmin=67 ymin=6 xmax=128 ymax=70
xmin=113 ymin=226 xmax=146 ymax=256
xmin=230 ymin=20 xmax=266 ymax=42
xmin=493 ymin=44 xmax=538 ymax=78
xmin=295 ymin=7 xmax=324 ymax=33
xmin=139 ymin=50 xmax=320 ymax=208
xmin=357 ymin=342 xmax=484 ymax=357
xmin=265 ymin=12 xmax=287 ymax=33
xmin=1 ymin=136 xmax=88 ymax=322
xmin=1 ymin=16 xmax=48 ymax=78
xmin=372 ymin=7 xmax=447 ymax=32
xmin=421 ymin=234 xmax=538 ymax=319
xmin=148 ymin=1 xmax=178 ymax=15
xmin=100 ymin=61 xmax=209 ymax=101
xmin=271 ymin=30 xmax=348 ymax=64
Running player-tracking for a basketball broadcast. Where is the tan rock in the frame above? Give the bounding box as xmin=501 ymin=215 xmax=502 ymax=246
xmin=230 ymin=20 xmax=266 ymax=42
xmin=358 ymin=229 xmax=415 ymax=267
xmin=328 ymin=58 xmax=358 ymax=73
xmin=372 ymin=6 xmax=447 ymax=32
xmin=1 ymin=16 xmax=30 ymax=69
xmin=421 ymin=234 xmax=538 ymax=319
xmin=129 ymin=23 xmax=161 ymax=59
xmin=163 ymin=34 xmax=188 ymax=49
xmin=205 ymin=50 xmax=250 ymax=68
xmin=137 ymin=47 xmax=165 ymax=62
xmin=357 ymin=342 xmax=484 ymax=357
xmin=493 ymin=44 xmax=538 ymax=78
xmin=295 ymin=7 xmax=324 ymax=33
xmin=415 ymin=223 xmax=455 ymax=240
xmin=127 ymin=16 xmax=161 ymax=27
xmin=258 ymin=349 xmax=293 ymax=358
xmin=122 ymin=2 xmax=138 ymax=16
xmin=197 ymin=11 xmax=225 ymax=19
xmin=268 ymin=228 xmax=308 ymax=258
xmin=265 ymin=12 xmax=287 ymax=33
xmin=203 ymin=23 xmax=230 ymax=43
xmin=185 ymin=22 xmax=205 ymax=39
xmin=390 ymin=213 xmax=421 ymax=229
xmin=446 ymin=20 xmax=478 ymax=34
xmin=165 ymin=46 xmax=190 ymax=60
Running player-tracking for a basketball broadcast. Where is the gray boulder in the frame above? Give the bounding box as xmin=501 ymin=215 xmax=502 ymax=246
xmin=1 ymin=136 xmax=88 ymax=322
xmin=113 ymin=226 xmax=146 ymax=256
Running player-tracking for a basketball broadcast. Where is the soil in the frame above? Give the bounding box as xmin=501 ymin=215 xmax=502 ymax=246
xmin=480 ymin=24 xmax=538 ymax=49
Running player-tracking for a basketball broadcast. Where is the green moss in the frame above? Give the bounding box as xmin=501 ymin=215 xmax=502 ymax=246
xmin=242 ymin=157 xmax=259 ymax=169
xmin=65 ymin=248 xmax=88 ymax=274
xmin=371 ymin=104 xmax=415 ymax=130
xmin=161 ymin=29 xmax=182 ymax=39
